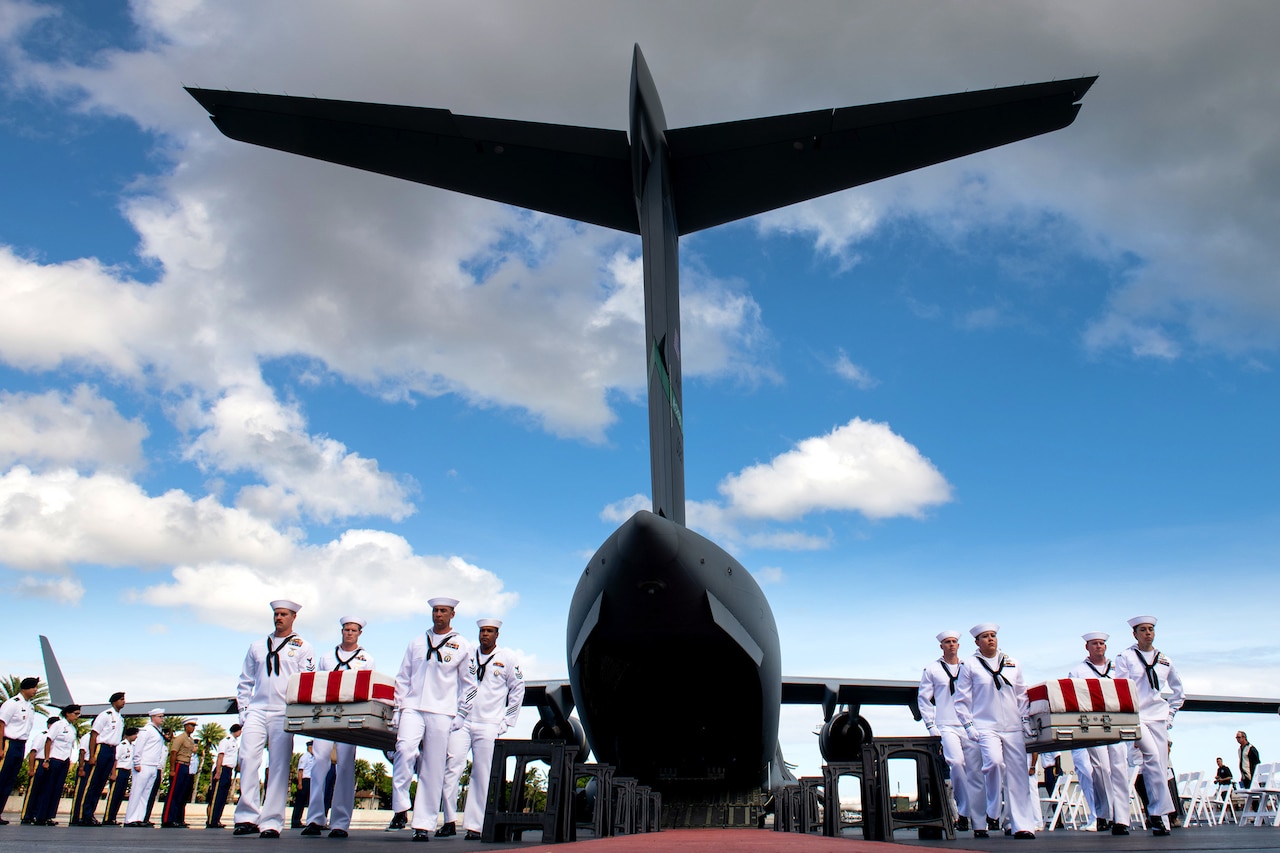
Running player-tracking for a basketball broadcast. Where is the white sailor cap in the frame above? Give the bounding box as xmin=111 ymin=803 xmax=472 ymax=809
xmin=936 ymin=629 xmax=960 ymax=642
xmin=477 ymin=618 xmax=503 ymax=629
xmin=148 ymin=708 xmax=165 ymax=716
xmin=970 ymin=623 xmax=999 ymax=637
xmin=1127 ymin=615 xmax=1157 ymax=628
xmin=270 ymin=599 xmax=302 ymax=613
xmin=428 ymin=597 xmax=459 ymax=609
xmin=1082 ymin=631 xmax=1109 ymax=642
xmin=183 ymin=717 xmax=198 ymax=726
xmin=339 ymin=616 xmax=367 ymax=628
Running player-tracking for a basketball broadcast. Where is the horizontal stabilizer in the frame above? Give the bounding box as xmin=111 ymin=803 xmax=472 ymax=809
xmin=186 ymin=88 xmax=636 ymax=233
xmin=667 ymin=76 xmax=1097 ymax=234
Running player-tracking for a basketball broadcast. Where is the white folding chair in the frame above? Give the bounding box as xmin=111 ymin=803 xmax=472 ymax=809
xmin=1239 ymin=762 xmax=1279 ymax=826
xmin=1039 ymin=774 xmax=1072 ymax=831
xmin=1215 ymin=781 xmax=1238 ymax=825
xmin=1184 ymin=777 xmax=1216 ymax=826
xmin=1127 ymin=763 xmax=1148 ymax=830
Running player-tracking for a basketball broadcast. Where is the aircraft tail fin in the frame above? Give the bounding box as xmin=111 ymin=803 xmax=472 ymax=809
xmin=39 ymin=635 xmax=75 ymax=708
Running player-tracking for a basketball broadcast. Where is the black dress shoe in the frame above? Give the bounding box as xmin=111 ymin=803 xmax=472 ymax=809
xmin=261 ymin=828 xmax=281 ymax=838
xmin=161 ymin=821 xmax=184 ymax=828
xmin=207 ymin=822 xmax=226 ymax=828
xmin=464 ymin=829 xmax=482 ymax=840
xmin=955 ymin=815 xmax=969 ymax=832
xmin=233 ymin=822 xmax=261 ymax=835
xmin=973 ymin=830 xmax=989 ymax=838
xmin=41 ymin=819 xmax=58 ymax=826
xmin=1152 ymin=826 xmax=1171 ymax=836
xmin=0 ymin=818 xmax=9 ymax=825
xmin=1014 ymin=830 xmax=1036 ymax=839
xmin=300 ymin=823 xmax=324 ymax=836
xmin=1112 ymin=823 xmax=1130 ymax=835
xmin=124 ymin=821 xmax=145 ymax=827
xmin=435 ymin=821 xmax=456 ymax=837
xmin=987 ymin=816 xmax=1001 ymax=831
xmin=385 ymin=811 xmax=408 ymax=831
xmin=142 ymin=821 xmax=155 ymax=827
xmin=328 ymin=828 xmax=348 ymax=838
xmin=412 ymin=828 xmax=431 ymax=841
xmin=102 ymin=820 xmax=121 ymax=826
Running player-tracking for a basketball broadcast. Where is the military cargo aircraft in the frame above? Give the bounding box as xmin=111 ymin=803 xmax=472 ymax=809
xmin=37 ymin=46 xmax=1277 ymax=813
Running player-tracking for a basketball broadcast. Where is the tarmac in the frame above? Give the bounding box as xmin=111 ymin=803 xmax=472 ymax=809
xmin=4 ymin=801 xmax=1278 ymax=851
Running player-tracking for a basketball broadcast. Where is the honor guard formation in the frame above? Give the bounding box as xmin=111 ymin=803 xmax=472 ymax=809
xmin=1 ymin=596 xmax=524 ymax=842
xmin=919 ymin=615 xmax=1191 ymax=840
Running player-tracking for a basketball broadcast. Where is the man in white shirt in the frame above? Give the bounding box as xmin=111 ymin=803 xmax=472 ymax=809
xmin=389 ymin=597 xmax=476 ymax=840
xmin=918 ymin=629 xmax=976 ymax=833
xmin=124 ymin=709 xmax=167 ymax=827
xmin=1113 ymin=615 xmax=1184 ymax=837
xmin=0 ymin=676 xmax=40 ymax=824
xmin=206 ymin=723 xmax=241 ymax=829
xmin=73 ymin=690 xmax=126 ymax=825
xmin=953 ymin=622 xmax=1038 ymax=840
xmin=301 ymin=616 xmax=375 ymax=839
xmin=441 ymin=618 xmax=526 ymax=840
xmin=233 ymin=598 xmax=317 ymax=838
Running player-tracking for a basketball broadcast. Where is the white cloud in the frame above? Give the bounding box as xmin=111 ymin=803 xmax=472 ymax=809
xmin=600 ymin=493 xmax=650 ymax=524
xmin=0 ymin=466 xmax=298 ymax=571
xmin=751 ymin=566 xmax=785 ymax=585
xmin=719 ymin=418 xmax=952 ymax=521
xmin=8 ymin=573 xmax=84 ymax=605
xmin=832 ymin=350 xmax=877 ymax=390
xmin=183 ymin=380 xmax=415 ymax=523
xmin=0 ymin=385 xmax=148 ymax=473
xmin=136 ymin=528 xmax=516 ymax=633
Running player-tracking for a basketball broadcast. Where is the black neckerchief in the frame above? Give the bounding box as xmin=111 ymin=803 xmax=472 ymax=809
xmin=334 ymin=646 xmax=363 ymax=670
xmin=1085 ymin=659 xmax=1112 ymax=678
xmin=475 ymin=649 xmax=496 ymax=682
xmin=977 ymin=654 xmax=1012 ymax=691
xmin=426 ymin=631 xmax=457 ymax=663
xmin=266 ymin=633 xmax=296 ymax=676
xmin=939 ymin=659 xmax=961 ymax=696
xmin=1135 ymin=648 xmax=1161 ymax=690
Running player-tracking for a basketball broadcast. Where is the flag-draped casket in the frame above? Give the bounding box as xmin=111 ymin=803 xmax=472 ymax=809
xmin=1023 ymin=678 xmax=1140 ymax=752
xmin=284 ymin=670 xmax=397 ymax=750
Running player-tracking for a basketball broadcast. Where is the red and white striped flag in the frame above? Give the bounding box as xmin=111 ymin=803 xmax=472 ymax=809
xmin=286 ymin=670 xmax=395 ymax=706
xmin=1026 ymin=678 xmax=1137 ymax=714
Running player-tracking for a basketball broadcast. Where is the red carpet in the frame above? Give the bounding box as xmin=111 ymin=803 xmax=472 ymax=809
xmin=524 ymin=828 xmax=904 ymax=851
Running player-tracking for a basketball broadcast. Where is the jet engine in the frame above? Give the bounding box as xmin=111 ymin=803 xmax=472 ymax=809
xmin=818 ymin=710 xmax=874 ymax=762
xmin=532 ymin=716 xmax=589 ymax=759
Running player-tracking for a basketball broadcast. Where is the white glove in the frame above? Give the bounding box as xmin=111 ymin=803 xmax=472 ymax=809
xmin=964 ymin=724 xmax=979 ymax=743
xmin=238 ymin=708 xmax=247 ymax=727
xmin=391 ymin=710 xmax=401 ymax=730
xmin=450 ymin=716 xmax=465 ymax=733
xmin=496 ymin=721 xmax=509 ymax=737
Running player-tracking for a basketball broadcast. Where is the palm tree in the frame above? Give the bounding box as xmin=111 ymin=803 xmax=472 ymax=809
xmin=195 ymin=722 xmax=227 ymax=802
xmin=0 ymin=674 xmax=51 ymax=714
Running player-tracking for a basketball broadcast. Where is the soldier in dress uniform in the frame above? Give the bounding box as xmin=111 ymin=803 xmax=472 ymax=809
xmin=36 ymin=704 xmax=83 ymax=825
xmin=233 ymin=598 xmax=317 ymax=839
xmin=73 ymin=690 xmax=126 ymax=825
xmin=918 ymin=628 xmax=976 ymax=833
xmin=1067 ymin=632 xmax=1133 ymax=835
xmin=69 ymin=727 xmax=91 ymax=824
xmin=1113 ymin=615 xmax=1184 ymax=837
xmin=102 ymin=726 xmax=138 ymax=825
xmin=953 ymin=623 xmax=1039 ymax=840
xmin=0 ymin=675 xmax=41 ymax=824
xmin=206 ymin=723 xmax=241 ymax=828
xmin=291 ymin=740 xmax=315 ymax=829
xmin=301 ymin=616 xmax=374 ymax=839
xmin=19 ymin=716 xmax=53 ymax=824
xmin=441 ymin=618 xmax=525 ymax=840
xmin=389 ymin=596 xmax=476 ymax=841
xmin=162 ymin=717 xmax=198 ymax=827
xmin=125 ymin=709 xmax=167 ymax=827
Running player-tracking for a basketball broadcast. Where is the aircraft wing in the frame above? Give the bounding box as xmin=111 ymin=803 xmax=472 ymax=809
xmin=187 ymin=76 xmax=1094 ymax=239
xmin=781 ymin=676 xmax=922 ymax=721
xmin=1180 ymin=694 xmax=1280 ymax=715
xmin=40 ymin=635 xmax=237 ymax=718
xmin=666 ymin=76 xmax=1096 ymax=234
xmin=185 ymin=88 xmax=637 ymax=234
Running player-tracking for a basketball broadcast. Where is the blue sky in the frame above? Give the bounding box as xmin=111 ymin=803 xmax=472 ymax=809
xmin=3 ymin=0 xmax=1278 ymax=780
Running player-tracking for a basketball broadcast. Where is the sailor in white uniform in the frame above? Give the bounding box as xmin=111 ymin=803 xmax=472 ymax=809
xmin=1113 ymin=615 xmax=1184 ymax=837
xmin=124 ymin=709 xmax=167 ymax=827
xmin=389 ymin=597 xmax=476 ymax=840
xmin=441 ymin=618 xmax=526 ymax=840
xmin=233 ymin=598 xmax=317 ymax=838
xmin=1067 ymin=631 xmax=1133 ymax=835
xmin=301 ymin=615 xmax=375 ymax=839
xmin=918 ymin=628 xmax=976 ymax=832
xmin=953 ymin=622 xmax=1039 ymax=839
